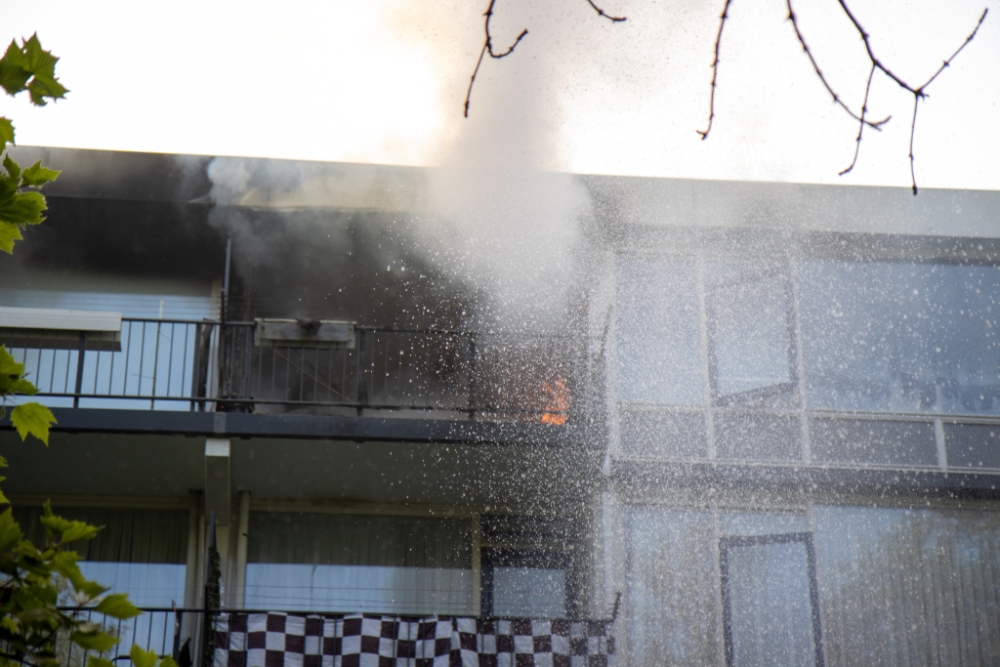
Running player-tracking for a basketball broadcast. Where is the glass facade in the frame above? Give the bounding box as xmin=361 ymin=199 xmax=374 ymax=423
xmin=245 ymin=512 xmax=473 ymax=614
xmin=800 ymin=261 xmax=1000 ymax=415
xmin=614 ymin=251 xmax=1000 ymax=467
xmin=624 ymin=505 xmax=1000 ymax=667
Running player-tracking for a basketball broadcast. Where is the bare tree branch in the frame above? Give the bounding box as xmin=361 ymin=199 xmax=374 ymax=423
xmin=786 ymin=0 xmax=891 ymax=131
xmin=840 ymin=63 xmax=877 ymax=176
xmin=464 ymin=0 xmax=625 ymax=118
xmin=584 ymin=0 xmax=627 ymax=22
xmin=909 ymin=96 xmax=920 ymax=194
xmin=464 ymin=0 xmax=530 ymax=118
xmin=803 ymin=1 xmax=987 ymax=193
xmin=697 ymin=0 xmax=733 ymax=140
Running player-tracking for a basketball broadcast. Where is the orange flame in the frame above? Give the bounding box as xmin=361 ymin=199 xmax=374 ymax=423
xmin=540 ymin=377 xmax=570 ymax=425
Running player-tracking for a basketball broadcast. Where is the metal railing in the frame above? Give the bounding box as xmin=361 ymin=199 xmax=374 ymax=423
xmin=9 ymin=601 xmax=619 ymax=667
xmin=3 ymin=319 xmax=577 ymax=422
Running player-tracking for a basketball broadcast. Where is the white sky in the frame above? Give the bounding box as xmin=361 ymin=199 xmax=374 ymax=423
xmin=0 ymin=0 xmax=998 ymax=190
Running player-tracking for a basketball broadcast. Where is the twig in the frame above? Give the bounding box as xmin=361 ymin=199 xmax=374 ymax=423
xmin=697 ymin=0 xmax=733 ymax=139
xmin=786 ymin=0 xmax=890 ymax=131
xmin=464 ymin=0 xmax=530 ymax=118
xmin=464 ymin=0 xmax=625 ymax=117
xmin=908 ymin=96 xmax=920 ymax=195
xmin=834 ymin=2 xmax=987 ymax=192
xmin=799 ymin=0 xmax=987 ymax=193
xmin=584 ymin=0 xmax=627 ymax=22
xmin=839 ymin=63 xmax=876 ymax=176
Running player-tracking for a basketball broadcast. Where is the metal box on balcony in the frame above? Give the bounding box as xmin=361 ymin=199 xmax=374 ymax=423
xmin=253 ymin=318 xmax=357 ymax=349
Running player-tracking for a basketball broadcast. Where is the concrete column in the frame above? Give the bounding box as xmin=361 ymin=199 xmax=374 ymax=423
xmin=205 ymin=438 xmax=232 ymax=599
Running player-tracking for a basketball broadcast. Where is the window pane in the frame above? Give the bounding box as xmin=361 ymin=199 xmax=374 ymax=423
xmin=625 ymin=509 xmax=719 ymax=666
xmin=616 ymin=258 xmax=702 ymax=404
xmin=814 ymin=506 xmax=1000 ymax=667
xmin=247 ymin=512 xmax=472 ymax=614
xmin=244 ymin=564 xmax=473 ymax=614
xmin=492 ymin=567 xmax=566 ymax=618
xmin=800 ymin=261 xmax=1000 ymax=414
xmin=709 ymin=272 xmax=793 ymax=400
xmin=724 ymin=540 xmax=817 ymax=667
xmin=14 ymin=505 xmax=189 ymax=608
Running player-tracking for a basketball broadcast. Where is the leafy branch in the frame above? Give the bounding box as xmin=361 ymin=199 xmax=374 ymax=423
xmin=0 ymin=34 xmax=64 ymax=453
xmin=0 ymin=33 xmax=66 ymax=253
xmin=0 ymin=503 xmax=142 ymax=667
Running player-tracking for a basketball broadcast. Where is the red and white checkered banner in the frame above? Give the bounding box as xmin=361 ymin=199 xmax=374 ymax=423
xmin=213 ymin=612 xmax=614 ymax=667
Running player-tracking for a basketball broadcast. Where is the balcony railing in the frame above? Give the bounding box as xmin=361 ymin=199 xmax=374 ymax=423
xmin=3 ymin=319 xmax=576 ymax=422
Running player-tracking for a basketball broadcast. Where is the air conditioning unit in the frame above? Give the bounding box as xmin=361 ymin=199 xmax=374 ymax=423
xmin=253 ymin=318 xmax=357 ymax=349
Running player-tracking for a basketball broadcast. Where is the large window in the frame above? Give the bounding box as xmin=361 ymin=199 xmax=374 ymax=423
xmin=616 ymin=253 xmax=1000 ymax=416
xmin=245 ymin=512 xmax=473 ymax=614
xmin=15 ymin=505 xmax=189 ymax=657
xmin=800 ymin=261 xmax=1000 ymax=415
xmin=625 ymin=509 xmax=809 ymax=667
xmin=615 ymin=258 xmax=702 ymax=405
xmin=706 ymin=265 xmax=796 ymax=406
xmin=624 ymin=505 xmax=1000 ymax=667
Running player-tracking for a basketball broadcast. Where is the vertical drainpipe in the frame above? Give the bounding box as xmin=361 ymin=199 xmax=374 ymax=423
xmin=471 ymin=512 xmax=482 ymax=616
xmin=233 ymin=491 xmax=251 ymax=609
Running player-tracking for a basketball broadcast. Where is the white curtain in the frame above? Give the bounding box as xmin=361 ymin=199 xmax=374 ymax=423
xmin=246 ymin=512 xmax=473 ymax=614
xmin=815 ymin=506 xmax=1000 ymax=667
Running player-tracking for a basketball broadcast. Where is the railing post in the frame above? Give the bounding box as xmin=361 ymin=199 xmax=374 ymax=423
xmin=356 ymin=328 xmax=368 ymax=415
xmin=468 ymin=333 xmax=477 ymax=421
xmin=191 ymin=323 xmax=203 ymax=411
xmin=73 ymin=331 xmax=86 ymax=408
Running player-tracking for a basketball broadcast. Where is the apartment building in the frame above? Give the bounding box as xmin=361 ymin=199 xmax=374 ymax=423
xmin=2 ymin=147 xmax=999 ymax=667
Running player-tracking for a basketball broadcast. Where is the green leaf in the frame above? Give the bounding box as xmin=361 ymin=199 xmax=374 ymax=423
xmin=0 ymin=40 xmax=30 ymax=95
xmin=0 ymin=480 xmax=8 ymax=505
xmin=0 ymin=344 xmax=36 ymax=394
xmin=88 ymin=658 xmax=116 ymax=667
xmin=70 ymin=630 xmax=119 ymax=653
xmin=0 ymin=220 xmax=22 ymax=253
xmin=28 ymin=76 xmax=67 ymax=106
xmin=159 ymin=657 xmax=179 ymax=667
xmin=95 ymin=594 xmax=140 ymax=620
xmin=0 ymin=616 xmax=19 ymax=635
xmin=51 ymin=550 xmax=83 ymax=583
xmin=0 ymin=35 xmax=66 ymax=105
xmin=0 ymin=508 xmax=24 ymax=552
xmin=130 ymin=644 xmax=159 ymax=667
xmin=0 ymin=190 xmax=47 ymax=226
xmin=0 ymin=118 xmax=13 ymax=146
xmin=21 ymin=161 xmax=59 ymax=187
xmin=3 ymin=154 xmax=20 ymax=181
xmin=11 ymin=402 xmax=56 ymax=444
xmin=59 ymin=519 xmax=98 ymax=544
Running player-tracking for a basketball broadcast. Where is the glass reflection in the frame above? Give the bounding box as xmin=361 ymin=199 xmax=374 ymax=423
xmin=800 ymin=261 xmax=1000 ymax=414
xmin=616 ymin=258 xmax=702 ymax=404
xmin=723 ymin=539 xmax=817 ymax=667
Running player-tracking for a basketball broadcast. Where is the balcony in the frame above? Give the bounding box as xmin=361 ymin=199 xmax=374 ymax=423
xmin=2 ymin=315 xmax=580 ymax=441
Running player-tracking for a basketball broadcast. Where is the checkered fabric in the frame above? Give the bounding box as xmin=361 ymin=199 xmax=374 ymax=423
xmin=213 ymin=613 xmax=614 ymax=667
